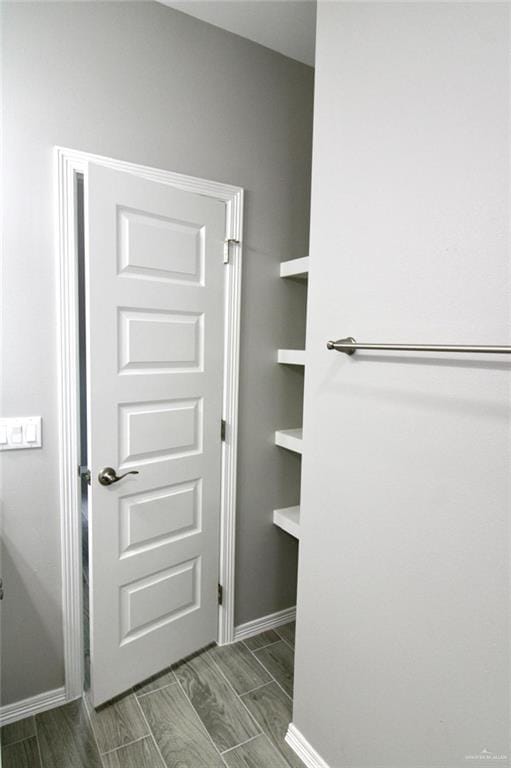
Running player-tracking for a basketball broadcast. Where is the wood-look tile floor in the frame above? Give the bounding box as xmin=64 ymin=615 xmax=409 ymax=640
xmin=1 ymin=623 xmax=299 ymax=768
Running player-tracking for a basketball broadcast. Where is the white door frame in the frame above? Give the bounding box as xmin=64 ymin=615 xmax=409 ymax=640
xmin=55 ymin=147 xmax=243 ymax=701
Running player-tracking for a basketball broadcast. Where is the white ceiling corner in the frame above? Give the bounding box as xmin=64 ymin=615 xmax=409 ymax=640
xmin=159 ymin=0 xmax=316 ymax=67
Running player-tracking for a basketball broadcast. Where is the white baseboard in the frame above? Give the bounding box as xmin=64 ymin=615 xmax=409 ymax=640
xmin=233 ymin=605 xmax=296 ymax=642
xmin=286 ymin=723 xmax=331 ymax=768
xmin=0 ymin=686 xmax=67 ymax=726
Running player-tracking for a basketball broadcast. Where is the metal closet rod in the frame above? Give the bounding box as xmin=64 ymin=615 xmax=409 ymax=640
xmin=326 ymin=337 xmax=511 ymax=356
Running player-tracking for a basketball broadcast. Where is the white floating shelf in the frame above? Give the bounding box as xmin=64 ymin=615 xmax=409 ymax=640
xmin=280 ymin=257 xmax=309 ymax=279
xmin=273 ymin=506 xmax=300 ymax=540
xmin=275 ymin=428 xmax=303 ymax=454
xmin=277 ymin=349 xmax=305 ymax=366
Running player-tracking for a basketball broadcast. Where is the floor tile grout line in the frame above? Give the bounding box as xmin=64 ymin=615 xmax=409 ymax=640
xmin=274 ymin=623 xmax=295 ymax=644
xmin=32 ymin=713 xmax=44 ymax=768
xmin=171 ymin=671 xmax=229 ymax=767
xmin=213 ymin=642 xmax=275 ymax=689
xmin=239 ymin=680 xmax=275 ymax=698
xmin=100 ymin=734 xmax=149 ymax=757
xmin=226 ymin=731 xmax=295 ymax=768
xmin=276 ymin=634 xmax=295 ymax=652
xmin=220 ymin=733 xmax=260 ymax=755
xmin=231 ymin=642 xmax=298 ymax=768
xmin=84 ymin=690 xmax=159 ymax=764
xmin=82 ymin=692 xmax=109 ymax=766
xmin=251 ymin=655 xmax=293 ymax=702
xmin=206 ymin=649 xmax=267 ymax=740
xmin=245 ymin=644 xmax=294 ymax=702
xmin=1 ymin=733 xmax=37 ymax=749
xmin=241 ymin=638 xmax=283 ymax=653
xmin=210 ymin=645 xmax=298 ymax=765
xmin=135 ymin=680 xmax=179 ymax=698
xmin=273 ymin=678 xmax=294 ymax=702
xmin=216 ymin=641 xmax=294 ymax=707
xmin=132 ymin=691 xmax=169 ymax=768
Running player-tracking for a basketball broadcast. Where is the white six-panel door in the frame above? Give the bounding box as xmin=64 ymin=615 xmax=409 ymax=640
xmin=86 ymin=163 xmax=225 ymax=706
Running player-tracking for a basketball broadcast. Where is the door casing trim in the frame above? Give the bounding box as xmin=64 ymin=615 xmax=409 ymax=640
xmin=55 ymin=146 xmax=243 ymax=701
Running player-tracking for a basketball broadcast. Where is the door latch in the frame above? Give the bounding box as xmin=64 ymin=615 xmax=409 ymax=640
xmin=79 ymin=465 xmax=91 ymax=485
xmin=218 ymin=584 xmax=223 ymax=606
xmin=0 ymin=578 xmax=4 ymax=600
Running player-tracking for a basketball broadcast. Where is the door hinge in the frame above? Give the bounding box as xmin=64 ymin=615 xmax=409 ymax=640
xmin=223 ymin=238 xmax=240 ymax=264
xmin=218 ymin=583 xmax=223 ymax=606
xmin=79 ymin=465 xmax=91 ymax=485
xmin=221 ymin=419 xmax=226 ymax=442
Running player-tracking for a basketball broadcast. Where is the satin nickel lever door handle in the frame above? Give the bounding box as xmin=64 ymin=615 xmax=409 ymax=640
xmin=98 ymin=467 xmax=139 ymax=486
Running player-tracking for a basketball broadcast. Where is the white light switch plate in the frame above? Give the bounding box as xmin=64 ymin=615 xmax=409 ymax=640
xmin=0 ymin=417 xmax=42 ymax=450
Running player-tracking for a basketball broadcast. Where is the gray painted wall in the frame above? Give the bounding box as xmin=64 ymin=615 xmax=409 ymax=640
xmin=0 ymin=1 xmax=312 ymax=705
xmin=294 ymin=3 xmax=509 ymax=767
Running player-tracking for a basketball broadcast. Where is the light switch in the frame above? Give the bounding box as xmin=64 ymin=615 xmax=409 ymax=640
xmin=25 ymin=422 xmax=37 ymax=443
xmin=0 ymin=417 xmax=42 ymax=450
xmin=11 ymin=426 xmax=22 ymax=444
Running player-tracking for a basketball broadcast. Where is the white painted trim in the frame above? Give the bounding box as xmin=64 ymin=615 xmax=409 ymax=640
xmin=277 ymin=349 xmax=306 ymax=366
xmin=285 ymin=723 xmax=331 ymax=768
xmin=56 ymin=147 xmax=243 ymax=701
xmin=0 ymin=687 xmax=67 ymax=727
xmin=274 ymin=428 xmax=303 ymax=454
xmin=273 ymin=506 xmax=300 ymax=539
xmin=56 ymin=149 xmax=85 ymax=702
xmin=280 ymin=256 xmax=309 ymax=279
xmin=218 ymin=192 xmax=243 ymax=647
xmin=233 ymin=606 xmax=296 ymax=642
